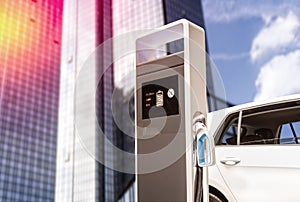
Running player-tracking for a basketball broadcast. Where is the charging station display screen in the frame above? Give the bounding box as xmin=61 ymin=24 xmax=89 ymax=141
xmin=142 ymin=75 xmax=179 ymax=119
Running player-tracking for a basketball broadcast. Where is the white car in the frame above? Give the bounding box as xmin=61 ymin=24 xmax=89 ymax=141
xmin=207 ymin=94 xmax=300 ymax=202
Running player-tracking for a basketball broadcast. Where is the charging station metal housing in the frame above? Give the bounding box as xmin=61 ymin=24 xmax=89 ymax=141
xmin=135 ymin=19 xmax=207 ymax=201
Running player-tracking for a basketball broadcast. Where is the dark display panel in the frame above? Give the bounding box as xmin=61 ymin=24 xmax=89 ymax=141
xmin=142 ymin=75 xmax=179 ymax=119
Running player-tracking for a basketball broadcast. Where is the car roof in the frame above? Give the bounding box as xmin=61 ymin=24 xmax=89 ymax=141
xmin=207 ymin=94 xmax=300 ymax=135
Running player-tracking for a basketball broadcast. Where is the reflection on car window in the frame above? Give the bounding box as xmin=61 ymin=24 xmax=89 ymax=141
xmin=221 ymin=125 xmax=238 ymax=145
xmin=279 ymin=121 xmax=300 ymax=144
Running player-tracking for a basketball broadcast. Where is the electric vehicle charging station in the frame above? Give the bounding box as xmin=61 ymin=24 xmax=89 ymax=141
xmin=135 ymin=19 xmax=215 ymax=202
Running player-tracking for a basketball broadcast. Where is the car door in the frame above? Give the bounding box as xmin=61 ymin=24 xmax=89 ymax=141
xmin=215 ymin=104 xmax=300 ymax=202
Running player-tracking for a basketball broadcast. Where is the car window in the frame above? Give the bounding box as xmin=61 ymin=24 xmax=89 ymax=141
xmin=221 ymin=125 xmax=238 ymax=145
xmin=217 ymin=104 xmax=300 ymax=146
xmin=216 ymin=112 xmax=240 ymax=145
xmin=279 ymin=121 xmax=300 ymax=144
xmin=220 ymin=124 xmax=247 ymax=145
xmin=240 ymin=128 xmax=273 ymax=145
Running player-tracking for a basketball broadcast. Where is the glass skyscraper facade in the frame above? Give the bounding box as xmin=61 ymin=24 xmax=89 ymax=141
xmin=55 ymin=0 xmax=99 ymax=201
xmin=0 ymin=0 xmax=63 ymax=201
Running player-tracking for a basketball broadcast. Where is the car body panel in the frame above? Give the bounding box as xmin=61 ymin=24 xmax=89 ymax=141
xmin=208 ymin=164 xmax=237 ymax=201
xmin=215 ymin=145 xmax=300 ymax=202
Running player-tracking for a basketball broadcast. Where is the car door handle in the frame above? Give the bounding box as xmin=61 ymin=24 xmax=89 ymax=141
xmin=220 ymin=158 xmax=241 ymax=166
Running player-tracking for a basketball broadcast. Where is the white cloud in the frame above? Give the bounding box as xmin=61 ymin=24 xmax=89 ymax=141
xmin=202 ymin=1 xmax=300 ymax=102
xmin=254 ymin=50 xmax=300 ymax=101
xmin=250 ymin=11 xmax=300 ymax=61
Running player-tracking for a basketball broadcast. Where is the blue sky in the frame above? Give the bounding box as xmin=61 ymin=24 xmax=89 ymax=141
xmin=202 ymin=0 xmax=300 ymax=105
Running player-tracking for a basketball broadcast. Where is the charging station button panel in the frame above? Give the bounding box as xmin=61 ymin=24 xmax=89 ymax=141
xmin=142 ymin=75 xmax=179 ymax=119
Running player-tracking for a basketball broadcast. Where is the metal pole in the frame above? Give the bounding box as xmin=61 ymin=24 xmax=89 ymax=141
xmin=203 ymin=167 xmax=209 ymax=202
